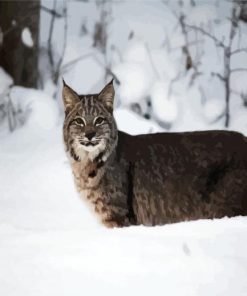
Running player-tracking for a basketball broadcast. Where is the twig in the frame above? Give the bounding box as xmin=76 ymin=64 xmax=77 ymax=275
xmin=223 ymin=5 xmax=239 ymax=127
xmin=167 ymin=71 xmax=183 ymax=98
xmin=230 ymin=47 xmax=247 ymax=55
xmin=186 ymin=24 xmax=226 ymax=48
xmin=60 ymin=52 xmax=95 ymax=73
xmin=47 ymin=0 xmax=57 ymax=70
xmin=211 ymin=72 xmax=226 ymax=81
xmin=40 ymin=5 xmax=64 ymax=18
xmin=230 ymin=68 xmax=247 ymax=73
xmin=91 ymin=54 xmax=120 ymax=84
xmin=187 ymin=3 xmax=244 ymax=127
xmin=53 ymin=3 xmax=68 ymax=84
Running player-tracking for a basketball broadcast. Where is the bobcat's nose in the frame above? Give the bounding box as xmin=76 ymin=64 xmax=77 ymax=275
xmin=85 ymin=131 xmax=96 ymax=140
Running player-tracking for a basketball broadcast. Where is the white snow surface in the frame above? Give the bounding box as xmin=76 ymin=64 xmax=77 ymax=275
xmin=0 ymin=110 xmax=247 ymax=295
xmin=151 ymin=81 xmax=179 ymax=124
xmin=10 ymin=86 xmax=59 ymax=130
xmin=203 ymin=97 xmax=226 ymax=123
xmin=0 ymin=67 xmax=13 ymax=95
xmin=115 ymin=108 xmax=163 ymax=135
xmin=113 ymin=62 xmax=153 ymax=105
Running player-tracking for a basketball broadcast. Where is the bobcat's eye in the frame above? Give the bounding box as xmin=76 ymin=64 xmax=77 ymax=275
xmin=74 ymin=117 xmax=85 ymax=126
xmin=94 ymin=116 xmax=105 ymax=126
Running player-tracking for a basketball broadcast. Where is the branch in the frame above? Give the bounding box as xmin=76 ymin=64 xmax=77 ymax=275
xmin=53 ymin=4 xmax=68 ymax=84
xmin=91 ymin=55 xmax=121 ymax=84
xmin=211 ymin=72 xmax=226 ymax=82
xmin=47 ymin=0 xmax=57 ymax=70
xmin=231 ymin=47 xmax=247 ymax=55
xmin=231 ymin=68 xmax=247 ymax=73
xmin=60 ymin=52 xmax=94 ymax=73
xmin=167 ymin=71 xmax=184 ymax=98
xmin=40 ymin=5 xmax=64 ymax=18
xmin=185 ymin=24 xmax=226 ymax=48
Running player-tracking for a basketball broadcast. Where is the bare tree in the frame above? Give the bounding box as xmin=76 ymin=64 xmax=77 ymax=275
xmin=177 ymin=12 xmax=203 ymax=85
xmin=45 ymin=0 xmax=68 ymax=86
xmin=186 ymin=2 xmax=247 ymax=127
xmin=93 ymin=0 xmax=114 ymax=82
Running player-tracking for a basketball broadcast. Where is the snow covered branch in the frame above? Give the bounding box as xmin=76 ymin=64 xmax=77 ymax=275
xmin=46 ymin=1 xmax=68 ymax=88
xmin=47 ymin=0 xmax=57 ymax=71
xmin=186 ymin=3 xmax=246 ymax=127
xmin=231 ymin=47 xmax=247 ymax=55
xmin=53 ymin=4 xmax=68 ymax=85
xmin=186 ymin=24 xmax=226 ymax=49
xmin=231 ymin=68 xmax=247 ymax=73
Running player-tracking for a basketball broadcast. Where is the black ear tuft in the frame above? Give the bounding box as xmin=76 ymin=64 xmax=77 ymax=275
xmin=62 ymin=77 xmax=67 ymax=87
xmin=109 ymin=78 xmax=114 ymax=85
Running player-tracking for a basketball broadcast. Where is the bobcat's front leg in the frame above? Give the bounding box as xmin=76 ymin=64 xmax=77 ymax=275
xmin=93 ymin=194 xmax=131 ymax=228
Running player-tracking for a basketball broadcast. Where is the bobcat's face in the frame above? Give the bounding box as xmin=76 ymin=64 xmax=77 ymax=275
xmin=63 ymin=80 xmax=117 ymax=161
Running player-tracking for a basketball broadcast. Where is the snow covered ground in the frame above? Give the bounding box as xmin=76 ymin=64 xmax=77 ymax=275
xmin=0 ymin=108 xmax=247 ymax=296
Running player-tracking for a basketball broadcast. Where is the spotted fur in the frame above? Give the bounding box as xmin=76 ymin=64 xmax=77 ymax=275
xmin=63 ymin=80 xmax=247 ymax=227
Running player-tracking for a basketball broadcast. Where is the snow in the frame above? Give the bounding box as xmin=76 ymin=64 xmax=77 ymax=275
xmin=21 ymin=27 xmax=34 ymax=48
xmin=203 ymin=97 xmax=225 ymax=123
xmin=10 ymin=86 xmax=59 ymax=130
xmin=113 ymin=62 xmax=153 ymax=105
xmin=231 ymin=72 xmax=247 ymax=95
xmin=1 ymin=1 xmax=247 ymax=295
xmin=1 ymin=120 xmax=247 ymax=296
xmin=115 ymin=108 xmax=162 ymax=135
xmin=0 ymin=67 xmax=13 ymax=95
xmin=151 ymin=81 xmax=178 ymax=124
xmin=186 ymin=4 xmax=218 ymax=26
xmin=38 ymin=0 xmax=247 ymax=132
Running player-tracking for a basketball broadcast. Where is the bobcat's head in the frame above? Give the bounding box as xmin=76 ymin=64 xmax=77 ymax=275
xmin=62 ymin=79 xmax=118 ymax=162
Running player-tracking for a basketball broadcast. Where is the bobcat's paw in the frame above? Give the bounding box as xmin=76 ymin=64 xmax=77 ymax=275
xmin=103 ymin=217 xmax=130 ymax=228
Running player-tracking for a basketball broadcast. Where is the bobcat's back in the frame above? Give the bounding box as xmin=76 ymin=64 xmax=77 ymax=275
xmin=118 ymin=130 xmax=247 ymax=226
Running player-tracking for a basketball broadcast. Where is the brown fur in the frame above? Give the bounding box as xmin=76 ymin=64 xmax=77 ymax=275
xmin=62 ymin=80 xmax=247 ymax=227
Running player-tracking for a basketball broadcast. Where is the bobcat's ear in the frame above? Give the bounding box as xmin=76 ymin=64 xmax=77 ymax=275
xmin=62 ymin=79 xmax=80 ymax=115
xmin=98 ymin=79 xmax=115 ymax=112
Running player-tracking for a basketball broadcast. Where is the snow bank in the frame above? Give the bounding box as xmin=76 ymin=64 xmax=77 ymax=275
xmin=115 ymin=108 xmax=162 ymax=135
xmin=10 ymin=86 xmax=59 ymax=130
xmin=151 ymin=81 xmax=178 ymax=124
xmin=0 ymin=67 xmax=13 ymax=95
xmin=203 ymin=98 xmax=225 ymax=123
xmin=113 ymin=62 xmax=153 ymax=105
xmin=231 ymin=72 xmax=247 ymax=95
xmin=186 ymin=4 xmax=218 ymax=26
xmin=0 ymin=122 xmax=247 ymax=296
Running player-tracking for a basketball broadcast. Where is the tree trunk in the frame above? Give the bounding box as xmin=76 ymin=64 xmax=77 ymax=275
xmin=0 ymin=0 xmax=40 ymax=88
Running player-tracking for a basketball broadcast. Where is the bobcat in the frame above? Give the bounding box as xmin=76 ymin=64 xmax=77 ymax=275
xmin=62 ymin=79 xmax=247 ymax=228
